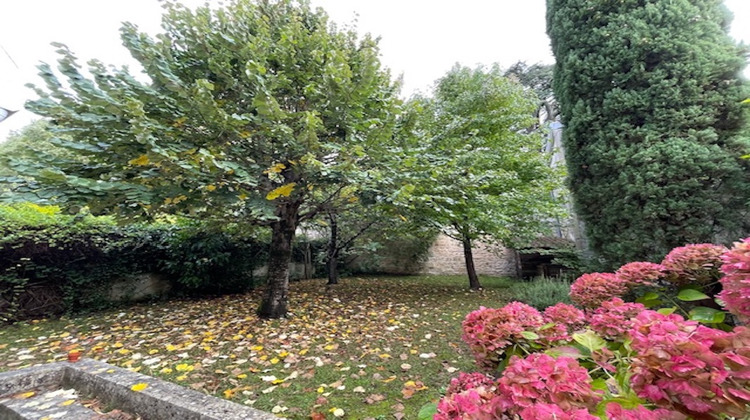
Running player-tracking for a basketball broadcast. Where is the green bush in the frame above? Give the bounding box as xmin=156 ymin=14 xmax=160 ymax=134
xmin=157 ymin=221 xmax=268 ymax=294
xmin=0 ymin=203 xmax=336 ymax=322
xmin=0 ymin=203 xmax=166 ymax=321
xmin=511 ymin=276 xmax=573 ymax=310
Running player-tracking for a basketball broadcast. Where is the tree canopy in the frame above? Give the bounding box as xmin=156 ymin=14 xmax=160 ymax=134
xmin=11 ymin=0 xmax=400 ymax=318
xmin=397 ymin=65 xmax=563 ymax=288
xmin=547 ymin=0 xmax=750 ymax=266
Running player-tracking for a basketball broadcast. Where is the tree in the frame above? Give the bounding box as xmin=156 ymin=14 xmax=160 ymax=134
xmin=12 ymin=0 xmax=399 ymax=318
xmin=504 ymin=61 xmax=554 ymax=101
xmin=547 ymin=0 xmax=750 ymax=267
xmin=397 ymin=65 xmax=563 ymax=289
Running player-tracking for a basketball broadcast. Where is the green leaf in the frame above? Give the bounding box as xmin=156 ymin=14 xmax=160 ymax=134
xmin=417 ymin=403 xmax=438 ymax=420
xmin=572 ymin=331 xmax=606 ymax=352
xmin=677 ymin=289 xmax=711 ymax=301
xmin=689 ymin=307 xmax=726 ymax=324
xmin=591 ymin=378 xmax=608 ymax=391
xmin=545 ymin=346 xmax=583 ymax=359
xmin=636 ymin=292 xmax=659 ymax=302
xmin=657 ymin=307 xmax=677 ymax=315
xmin=520 ymin=331 xmax=540 ymax=340
xmin=539 ymin=322 xmax=556 ymax=331
xmin=635 ymin=292 xmax=662 ymax=308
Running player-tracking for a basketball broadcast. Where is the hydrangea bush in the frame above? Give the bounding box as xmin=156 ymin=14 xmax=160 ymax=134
xmin=431 ymin=238 xmax=750 ymax=420
xmin=719 ymin=238 xmax=750 ymax=323
xmin=569 ymin=273 xmax=626 ymax=309
xmin=661 ymin=243 xmax=727 ymax=286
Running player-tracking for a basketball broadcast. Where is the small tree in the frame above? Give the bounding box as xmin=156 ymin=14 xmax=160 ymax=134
xmin=12 ymin=0 xmax=399 ymax=318
xmin=398 ymin=65 xmax=563 ymax=289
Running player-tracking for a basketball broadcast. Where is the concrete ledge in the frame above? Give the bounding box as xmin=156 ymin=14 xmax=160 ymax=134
xmin=0 ymin=359 xmax=281 ymax=419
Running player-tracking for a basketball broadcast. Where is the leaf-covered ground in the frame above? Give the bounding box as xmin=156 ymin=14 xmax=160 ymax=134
xmin=0 ymin=275 xmax=513 ymax=419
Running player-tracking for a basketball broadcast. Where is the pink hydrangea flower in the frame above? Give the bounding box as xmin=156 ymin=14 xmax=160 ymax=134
xmin=540 ymin=303 xmax=587 ymax=342
xmin=518 ymin=403 xmax=598 ymax=420
xmin=604 ymin=403 xmax=687 ymax=420
xmin=434 ymin=386 xmax=508 ymax=420
xmin=589 ymin=297 xmax=646 ymax=340
xmin=616 ymin=261 xmax=666 ymax=288
xmin=569 ymin=272 xmax=626 ymax=309
xmin=718 ymin=237 xmax=750 ymax=323
xmin=629 ymin=310 xmax=749 ymax=418
xmin=498 ymin=354 xmax=602 ymax=412
xmin=445 ymin=372 xmax=497 ymax=396
xmin=462 ymin=302 xmax=544 ymax=370
xmin=661 ymin=243 xmax=727 ymax=286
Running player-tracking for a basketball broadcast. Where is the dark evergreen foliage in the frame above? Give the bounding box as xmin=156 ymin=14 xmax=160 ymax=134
xmin=547 ymin=0 xmax=750 ymax=267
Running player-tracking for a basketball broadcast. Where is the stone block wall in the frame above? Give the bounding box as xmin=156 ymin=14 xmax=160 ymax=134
xmin=421 ymin=235 xmax=519 ymax=277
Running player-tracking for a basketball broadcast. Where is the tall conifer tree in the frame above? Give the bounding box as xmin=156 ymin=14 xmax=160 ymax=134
xmin=547 ymin=0 xmax=750 ymax=266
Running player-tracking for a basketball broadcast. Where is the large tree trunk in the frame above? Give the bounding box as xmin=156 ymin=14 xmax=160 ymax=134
xmin=326 ymin=211 xmax=339 ymax=285
xmin=462 ymin=236 xmax=482 ymax=290
xmin=257 ymin=201 xmax=300 ymax=319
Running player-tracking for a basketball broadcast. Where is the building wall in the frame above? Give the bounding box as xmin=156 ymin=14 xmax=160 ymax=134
xmin=421 ymin=234 xmax=519 ymax=277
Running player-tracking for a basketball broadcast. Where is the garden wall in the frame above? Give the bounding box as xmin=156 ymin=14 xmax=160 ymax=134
xmin=421 ymin=235 xmax=519 ymax=277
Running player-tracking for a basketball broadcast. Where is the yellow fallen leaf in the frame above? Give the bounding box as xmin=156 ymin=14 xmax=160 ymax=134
xmin=317 ymin=386 xmax=325 ymax=393
xmin=205 ymin=184 xmax=217 ymax=192
xmin=60 ymin=399 xmax=74 ymax=407
xmin=251 ymin=345 xmax=263 ymax=352
xmin=224 ymin=389 xmax=235 ymax=398
xmin=272 ymin=379 xmax=284 ymax=385
xmin=175 ymin=363 xmax=194 ymax=372
xmin=128 ymin=155 xmax=150 ymax=166
xmin=15 ymin=391 xmax=35 ymax=399
xmin=270 ymin=357 xmax=280 ymax=364
xmin=160 ymin=368 xmax=173 ymax=374
xmin=176 ymin=375 xmax=187 ymax=381
xmin=299 ymin=349 xmax=309 ymax=356
xmin=131 ymin=383 xmax=148 ymax=392
xmin=237 ymin=374 xmax=247 ymax=379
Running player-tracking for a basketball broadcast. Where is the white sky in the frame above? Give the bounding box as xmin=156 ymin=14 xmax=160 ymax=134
xmin=0 ymin=0 xmax=749 ymax=141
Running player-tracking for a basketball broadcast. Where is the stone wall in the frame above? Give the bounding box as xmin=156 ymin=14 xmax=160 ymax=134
xmin=421 ymin=235 xmax=519 ymax=277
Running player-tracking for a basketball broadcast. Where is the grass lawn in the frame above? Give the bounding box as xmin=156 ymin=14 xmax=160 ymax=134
xmin=0 ymin=275 xmax=513 ymax=419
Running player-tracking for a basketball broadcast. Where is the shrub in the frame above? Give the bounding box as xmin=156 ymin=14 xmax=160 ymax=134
xmin=157 ymin=222 xmax=267 ymax=294
xmin=661 ymin=243 xmax=727 ymax=286
xmin=512 ymin=276 xmax=574 ymax=310
xmin=629 ymin=311 xmax=750 ymax=417
xmin=0 ymin=203 xmax=321 ymax=321
xmin=498 ymin=354 xmax=601 ymax=412
xmin=0 ymin=203 xmax=165 ymax=321
xmin=589 ymin=298 xmax=645 ymax=341
xmin=461 ymin=303 xmax=544 ymax=370
xmin=718 ymin=238 xmax=750 ymax=323
xmin=432 ymin=238 xmax=750 ymax=419
xmin=569 ymin=272 xmax=626 ymax=309
xmin=615 ymin=261 xmax=665 ymax=288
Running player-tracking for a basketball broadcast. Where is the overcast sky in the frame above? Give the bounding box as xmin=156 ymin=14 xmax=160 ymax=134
xmin=1 ymin=0 xmax=749 ymax=141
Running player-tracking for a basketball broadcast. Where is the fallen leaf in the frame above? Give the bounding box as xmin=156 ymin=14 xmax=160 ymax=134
xmin=131 ymin=383 xmax=148 ymax=392
xmin=365 ymin=394 xmax=386 ymax=404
